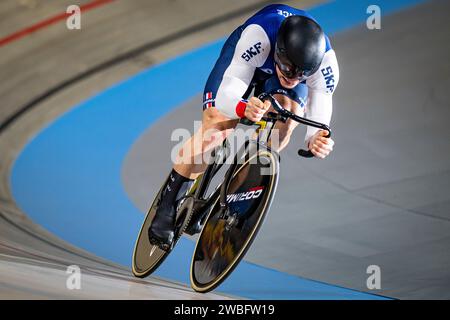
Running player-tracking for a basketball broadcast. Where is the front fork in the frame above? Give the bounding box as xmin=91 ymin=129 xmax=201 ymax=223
xmin=218 ymin=118 xmax=274 ymax=219
xmin=218 ymin=137 xmax=253 ymax=220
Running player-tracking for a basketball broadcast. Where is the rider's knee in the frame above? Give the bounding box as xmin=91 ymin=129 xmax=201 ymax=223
xmin=270 ymin=95 xmax=300 ymax=141
xmin=272 ymin=94 xmax=298 ymax=112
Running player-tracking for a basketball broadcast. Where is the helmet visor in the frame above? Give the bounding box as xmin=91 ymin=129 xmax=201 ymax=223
xmin=274 ymin=44 xmax=317 ymax=80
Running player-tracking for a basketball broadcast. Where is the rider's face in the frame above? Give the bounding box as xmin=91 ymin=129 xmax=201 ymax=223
xmin=275 ymin=64 xmax=300 ymax=89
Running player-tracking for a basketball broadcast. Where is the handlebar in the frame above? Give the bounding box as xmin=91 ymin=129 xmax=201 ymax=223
xmin=240 ymin=94 xmax=332 ymax=158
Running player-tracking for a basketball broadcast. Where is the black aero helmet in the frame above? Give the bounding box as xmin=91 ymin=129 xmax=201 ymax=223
xmin=275 ymin=15 xmax=326 ymax=79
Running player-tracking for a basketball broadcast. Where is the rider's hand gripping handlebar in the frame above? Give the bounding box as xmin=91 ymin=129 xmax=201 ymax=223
xmin=266 ymin=94 xmax=331 ymax=158
xmin=240 ymin=94 xmax=332 ymax=158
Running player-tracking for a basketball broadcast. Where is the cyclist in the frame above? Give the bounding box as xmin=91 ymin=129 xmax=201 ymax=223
xmin=149 ymin=4 xmax=340 ymax=247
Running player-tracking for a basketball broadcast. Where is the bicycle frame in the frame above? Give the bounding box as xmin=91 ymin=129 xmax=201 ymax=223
xmin=132 ymin=94 xmax=334 ymax=278
xmin=185 ymin=93 xmax=332 ymax=229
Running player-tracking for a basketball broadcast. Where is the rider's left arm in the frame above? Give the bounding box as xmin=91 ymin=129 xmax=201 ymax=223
xmin=305 ymin=91 xmax=334 ymax=159
xmin=305 ymin=49 xmax=340 ymax=159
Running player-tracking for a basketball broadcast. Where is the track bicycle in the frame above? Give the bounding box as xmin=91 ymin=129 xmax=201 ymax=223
xmin=132 ymin=93 xmax=331 ymax=292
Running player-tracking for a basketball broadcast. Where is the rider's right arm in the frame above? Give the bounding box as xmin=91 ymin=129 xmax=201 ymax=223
xmin=215 ymin=24 xmax=270 ymax=119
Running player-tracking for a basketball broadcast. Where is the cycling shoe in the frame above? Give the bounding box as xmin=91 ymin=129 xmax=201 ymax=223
xmin=148 ymin=203 xmax=175 ymax=251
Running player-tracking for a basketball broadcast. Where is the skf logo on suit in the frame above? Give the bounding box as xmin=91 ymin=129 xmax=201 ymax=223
xmin=241 ymin=42 xmax=263 ymax=62
xmin=321 ymin=66 xmax=336 ymax=93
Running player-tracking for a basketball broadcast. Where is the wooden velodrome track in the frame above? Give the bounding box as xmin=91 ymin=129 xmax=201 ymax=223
xmin=1 ymin=0 xmax=449 ymax=299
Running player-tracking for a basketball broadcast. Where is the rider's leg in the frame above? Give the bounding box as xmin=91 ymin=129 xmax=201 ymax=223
xmin=149 ymin=26 xmax=246 ymax=247
xmin=174 ymin=107 xmax=238 ymax=179
xmin=267 ymin=93 xmax=304 ymax=152
xmin=259 ymin=76 xmax=308 ymax=152
xmin=149 ymin=107 xmax=238 ymax=246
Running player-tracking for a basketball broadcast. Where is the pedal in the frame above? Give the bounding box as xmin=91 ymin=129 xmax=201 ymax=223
xmin=184 ymin=219 xmax=202 ymax=235
xmin=183 ymin=199 xmax=208 ymax=235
